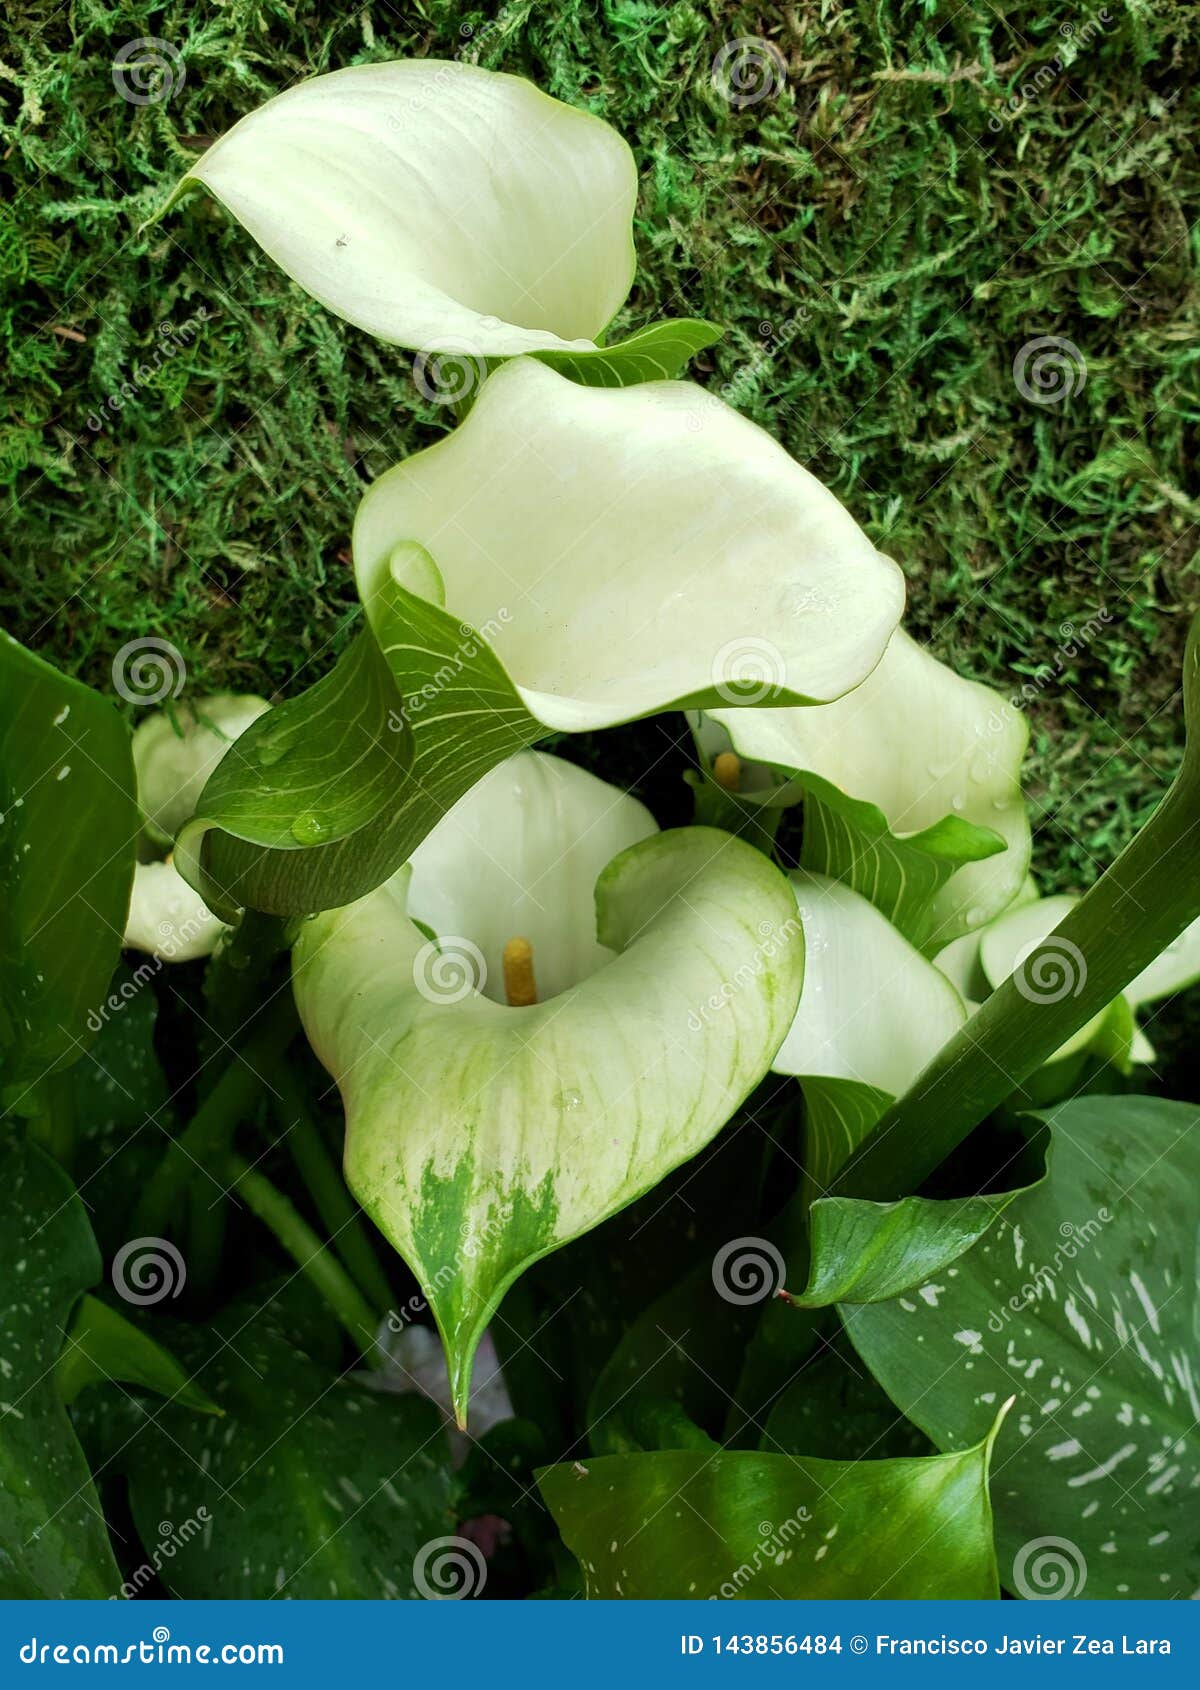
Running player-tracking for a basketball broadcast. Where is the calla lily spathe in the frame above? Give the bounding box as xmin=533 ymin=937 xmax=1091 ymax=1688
xmin=355 ymin=356 xmax=906 ymax=730
xmin=774 ymin=871 xmax=967 ymax=1188
xmin=126 ymin=694 xmax=269 ymax=961
xmin=703 ymin=627 xmax=1031 ymax=945
xmin=291 ymin=751 xmax=805 ymax=1422
xmin=169 ymin=62 xmax=637 ymax=358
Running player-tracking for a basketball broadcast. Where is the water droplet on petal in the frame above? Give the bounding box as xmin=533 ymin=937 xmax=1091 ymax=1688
xmin=291 ymin=813 xmax=327 ymax=844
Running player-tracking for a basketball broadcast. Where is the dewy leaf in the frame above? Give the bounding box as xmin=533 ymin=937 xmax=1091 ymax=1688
xmin=170 ymin=61 xmax=637 ymax=357
xmin=100 ymin=1302 xmax=453 ymax=1599
xmin=0 ymin=635 xmax=138 ymax=1095
xmin=0 ymin=1137 xmax=121 ymax=1598
xmin=176 ymin=632 xmax=412 ymax=920
xmin=773 ymin=872 xmax=966 ymax=1189
xmin=293 ymin=752 xmax=805 ymax=1424
xmin=538 ymin=1415 xmax=1005 ymax=1598
xmin=844 ymin=1096 xmax=1200 ymax=1600
xmin=56 ymin=1295 xmax=220 ymax=1415
xmin=707 ymin=628 xmax=1031 ymax=948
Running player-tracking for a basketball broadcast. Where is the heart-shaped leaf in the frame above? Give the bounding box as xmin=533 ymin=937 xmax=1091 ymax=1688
xmin=844 ymin=1095 xmax=1199 ymax=1599
xmin=539 ymin=1413 xmax=1005 ymax=1598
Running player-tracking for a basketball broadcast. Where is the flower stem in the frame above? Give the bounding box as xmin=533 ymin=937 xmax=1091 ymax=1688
xmin=224 ymin=1153 xmax=380 ymax=1359
xmin=835 ymin=612 xmax=1200 ymax=1202
xmin=132 ymin=993 xmax=296 ymax=1239
xmin=264 ymin=1060 xmax=393 ymax=1314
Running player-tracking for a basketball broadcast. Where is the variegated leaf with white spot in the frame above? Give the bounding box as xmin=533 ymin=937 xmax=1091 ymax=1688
xmin=844 ymin=1095 xmax=1200 ymax=1599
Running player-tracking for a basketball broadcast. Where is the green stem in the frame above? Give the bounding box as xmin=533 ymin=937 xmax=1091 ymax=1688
xmin=224 ymin=1153 xmax=379 ymax=1359
xmin=132 ymin=993 xmax=296 ymax=1239
xmin=835 ymin=614 xmax=1200 ymax=1202
xmin=264 ymin=1060 xmax=393 ymax=1313
xmin=186 ymin=1178 xmax=226 ymax=1297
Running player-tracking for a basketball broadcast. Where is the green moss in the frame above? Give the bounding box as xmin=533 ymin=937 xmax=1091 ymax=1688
xmin=1 ymin=2 xmax=1197 ymax=1003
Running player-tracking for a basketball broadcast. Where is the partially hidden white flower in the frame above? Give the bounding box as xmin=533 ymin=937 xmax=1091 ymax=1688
xmin=125 ymin=694 xmax=269 ymax=960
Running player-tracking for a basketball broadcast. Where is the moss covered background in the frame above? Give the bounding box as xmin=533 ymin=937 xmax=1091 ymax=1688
xmin=2 ymin=1 xmax=1197 ymax=1065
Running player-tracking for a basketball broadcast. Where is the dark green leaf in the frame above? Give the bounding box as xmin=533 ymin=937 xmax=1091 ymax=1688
xmin=845 ymin=1095 xmax=1199 ymax=1599
xmin=57 ymin=1295 xmax=220 ymax=1415
xmin=532 ymin=319 xmax=723 ymax=386
xmin=105 ymin=1302 xmax=455 ymax=1597
xmin=0 ymin=1137 xmax=121 ymax=1597
xmin=539 ymin=1422 xmax=1003 ymax=1598
xmin=177 ymin=631 xmax=412 ymax=920
xmin=761 ymin=1329 xmax=931 ymax=1461
xmin=0 ymin=635 xmax=138 ymax=1094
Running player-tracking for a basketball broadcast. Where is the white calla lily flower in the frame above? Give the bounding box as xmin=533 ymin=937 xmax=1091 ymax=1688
xmin=354 ymin=357 xmax=905 ymax=732
xmin=292 ymin=751 xmax=804 ymax=1422
xmin=133 ymin=693 xmax=270 ymax=845
xmin=959 ymin=891 xmax=1200 ymax=1073
xmin=125 ymin=859 xmax=229 ymax=962
xmin=775 ymin=871 xmax=966 ymax=1186
xmin=170 ymin=62 xmax=637 ymax=357
xmin=705 ymin=627 xmax=1030 ymax=945
xmin=125 ymin=694 xmax=270 ymax=960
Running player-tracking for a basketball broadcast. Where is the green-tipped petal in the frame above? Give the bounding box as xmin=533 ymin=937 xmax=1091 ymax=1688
xmin=292 ymin=754 xmax=804 ymax=1422
xmin=171 ymin=62 xmax=636 ymax=356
